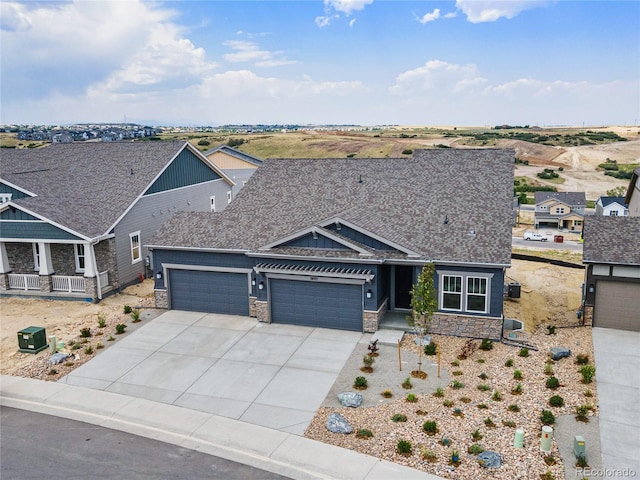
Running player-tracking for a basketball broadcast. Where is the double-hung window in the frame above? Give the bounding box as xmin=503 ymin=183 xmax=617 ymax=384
xmin=441 ymin=275 xmax=462 ymax=310
xmin=130 ymin=231 xmax=141 ymax=264
xmin=466 ymin=277 xmax=488 ymax=313
xmin=75 ymin=244 xmax=86 ymax=272
xmin=440 ymin=272 xmax=491 ymax=314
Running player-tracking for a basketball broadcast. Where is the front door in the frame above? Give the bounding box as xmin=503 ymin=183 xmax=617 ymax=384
xmin=394 ymin=265 xmax=413 ymax=310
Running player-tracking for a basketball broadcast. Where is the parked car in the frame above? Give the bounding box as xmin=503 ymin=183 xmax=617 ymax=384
xmin=523 ymin=230 xmax=547 ymax=241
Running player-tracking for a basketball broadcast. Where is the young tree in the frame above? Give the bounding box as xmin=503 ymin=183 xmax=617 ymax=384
xmin=408 ymin=263 xmax=438 ymax=375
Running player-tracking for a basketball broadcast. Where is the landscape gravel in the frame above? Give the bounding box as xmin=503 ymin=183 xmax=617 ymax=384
xmin=305 ymin=324 xmax=598 ymax=480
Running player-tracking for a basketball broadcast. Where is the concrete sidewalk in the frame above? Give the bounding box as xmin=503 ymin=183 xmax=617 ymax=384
xmin=592 ymin=327 xmax=640 ymax=477
xmin=0 ymin=375 xmax=440 ymax=480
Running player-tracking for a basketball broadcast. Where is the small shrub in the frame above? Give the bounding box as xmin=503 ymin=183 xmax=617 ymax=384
xmin=513 ymin=369 xmax=523 ymax=380
xmin=71 ymin=343 xmax=82 ymax=351
xmin=502 ymin=420 xmax=517 ymax=427
xmin=541 ymin=409 xmax=556 ymax=425
xmin=451 ymin=359 xmax=460 ymax=367
xmin=451 ymin=380 xmax=464 ymax=389
xmin=480 ymin=339 xmax=493 ymax=351
xmin=64 ymin=361 xmax=74 ymax=367
xmin=518 ymin=348 xmax=529 ymax=358
xmin=48 ymin=368 xmax=58 ymax=375
xmin=544 ymin=454 xmax=556 ymax=465
xmin=468 ymin=443 xmax=484 ymax=454
xmin=415 ymin=409 xmax=428 ymax=415
xmin=443 ymin=399 xmax=455 ymax=407
xmin=396 ymin=439 xmax=412 ymax=455
xmin=450 ymin=450 xmax=461 ymax=465
xmin=491 ymin=390 xmax=503 ymax=401
xmin=459 ymin=396 xmax=471 ymax=403
xmin=549 ymin=395 xmax=564 ymax=407
xmin=575 ymin=405 xmax=590 ymax=422
xmin=575 ymin=353 xmax=590 ymax=365
xmin=381 ymin=389 xmax=393 ymax=398
xmin=123 ymin=305 xmax=132 ymax=314
xmin=576 ymin=457 xmax=589 ymax=468
xmin=546 ymin=376 xmax=560 ymax=390
xmin=197 ymin=139 xmax=210 ymax=146
xmin=406 ymin=393 xmax=418 ymax=403
xmin=540 ymin=470 xmax=555 ymax=480
xmin=508 ymin=404 xmax=520 ymax=412
xmin=424 ymin=341 xmax=437 ymax=356
xmin=478 ymin=372 xmax=489 ymax=380
xmin=97 ymin=315 xmax=107 ymax=328
xmin=107 ymin=335 xmax=115 ymax=342
xmin=402 ymin=377 xmax=413 ymax=389
xmin=421 ymin=447 xmax=437 ymax=462
xmin=457 ymin=339 xmax=477 ymax=359
xmin=477 ymin=403 xmax=488 ymax=409
xmin=484 ymin=417 xmax=496 ymax=427
xmin=131 ymin=309 xmax=141 ymax=323
xmin=452 ymin=370 xmax=463 ymax=376
xmin=79 ymin=327 xmax=92 ymax=338
xmin=354 ymin=376 xmax=368 ymax=389
xmin=477 ymin=358 xmax=486 ymax=364
xmin=452 ymin=408 xmax=464 ymax=417
xmin=584 ymin=389 xmax=593 ymax=398
xmin=471 ymin=428 xmax=483 ymax=441
xmin=392 ymin=413 xmax=407 ymax=423
xmin=422 ymin=420 xmax=438 ymax=435
xmin=401 ymin=149 xmax=413 ymax=155
xmin=544 ymin=363 xmax=554 ymax=376
xmin=115 ymin=324 xmax=126 ymax=335
xmin=504 ymin=358 xmax=514 ymax=367
xmin=580 ymin=365 xmax=596 ymax=384
xmin=433 ymin=387 xmax=444 ymax=397
xmin=96 ymin=342 xmax=104 ymax=350
xmin=84 ymin=346 xmax=94 ymax=355
xmin=546 ymin=325 xmax=556 ymax=335
xmin=512 ymin=383 xmax=523 ymax=395
xmin=362 ymin=354 xmax=375 ymax=368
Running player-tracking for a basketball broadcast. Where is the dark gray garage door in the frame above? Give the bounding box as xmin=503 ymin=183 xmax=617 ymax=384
xmin=270 ymin=279 xmax=363 ymax=331
xmin=593 ymin=281 xmax=640 ymax=331
xmin=169 ymin=270 xmax=249 ymax=315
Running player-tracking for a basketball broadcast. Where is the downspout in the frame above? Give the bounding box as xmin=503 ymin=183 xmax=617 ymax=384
xmin=92 ymin=241 xmax=102 ymax=301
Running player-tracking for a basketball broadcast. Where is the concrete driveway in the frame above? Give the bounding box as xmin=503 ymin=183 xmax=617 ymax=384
xmin=592 ymin=327 xmax=640 ymax=476
xmin=60 ymin=311 xmax=362 ymax=435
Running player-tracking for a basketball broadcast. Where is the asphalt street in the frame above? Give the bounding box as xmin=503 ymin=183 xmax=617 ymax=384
xmin=0 ymin=406 xmax=290 ymax=480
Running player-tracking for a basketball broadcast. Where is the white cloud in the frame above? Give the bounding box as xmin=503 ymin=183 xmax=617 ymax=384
xmin=0 ymin=2 xmax=31 ymax=31
xmin=324 ymin=0 xmax=374 ymax=16
xmin=223 ymin=40 xmax=295 ymax=67
xmin=349 ymin=18 xmax=357 ymax=27
xmin=418 ymin=8 xmax=440 ymax=24
xmin=315 ymin=15 xmax=332 ymax=28
xmin=455 ymin=0 xmax=551 ymax=23
xmin=389 ymin=60 xmax=487 ymax=95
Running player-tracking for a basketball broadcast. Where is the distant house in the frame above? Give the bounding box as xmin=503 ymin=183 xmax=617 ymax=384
xmin=148 ymin=148 xmax=514 ymax=338
xmin=534 ymin=191 xmax=586 ymax=231
xmin=595 ymin=196 xmax=628 ymax=216
xmin=0 ymin=141 xmax=235 ymax=302
xmin=582 ymin=216 xmax=640 ymax=331
xmin=203 ymin=145 xmax=263 ymax=198
xmin=51 ymin=132 xmax=74 ymax=144
xmin=625 ymin=167 xmax=640 ymax=216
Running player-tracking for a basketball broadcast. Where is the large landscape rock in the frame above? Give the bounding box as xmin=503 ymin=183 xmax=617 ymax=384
xmin=550 ymin=346 xmax=571 ymax=361
xmin=478 ymin=451 xmax=502 ymax=468
xmin=326 ymin=413 xmax=353 ymax=434
xmin=338 ymin=392 xmax=363 ymax=408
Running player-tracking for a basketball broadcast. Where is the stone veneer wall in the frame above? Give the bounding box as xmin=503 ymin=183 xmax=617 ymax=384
xmin=255 ymin=300 xmax=270 ymax=323
xmin=155 ymin=289 xmax=169 ymax=309
xmin=429 ymin=313 xmax=503 ymax=340
xmin=5 ymin=243 xmax=34 ymax=274
xmin=249 ymin=296 xmax=257 ymax=317
xmin=363 ymin=298 xmax=388 ymax=333
xmin=38 ymin=275 xmax=52 ymax=292
xmin=0 ymin=273 xmax=8 ymax=290
xmin=95 ymin=239 xmax=118 ymax=289
xmin=581 ymin=305 xmax=593 ymax=327
xmin=84 ymin=276 xmax=98 ymax=300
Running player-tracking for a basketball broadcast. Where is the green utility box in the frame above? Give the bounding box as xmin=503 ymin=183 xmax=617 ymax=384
xmin=574 ymin=435 xmax=586 ymax=459
xmin=17 ymin=326 xmax=48 ymax=354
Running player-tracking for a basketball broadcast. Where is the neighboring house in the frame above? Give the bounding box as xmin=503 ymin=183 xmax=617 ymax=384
xmin=625 ymin=167 xmax=640 ymax=216
xmin=51 ymin=132 xmax=74 ymax=143
xmin=203 ymin=145 xmax=263 ymax=199
xmin=148 ymin=149 xmax=514 ymax=338
xmin=0 ymin=141 xmax=235 ymax=302
xmin=534 ymin=191 xmax=586 ymax=231
xmin=595 ymin=196 xmax=628 ymax=216
xmin=582 ymin=216 xmax=640 ymax=331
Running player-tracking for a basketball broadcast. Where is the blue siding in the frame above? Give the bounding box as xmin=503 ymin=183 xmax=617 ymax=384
xmin=0 ymin=182 xmax=30 ymax=200
xmin=281 ymin=233 xmax=349 ymax=249
xmin=326 ymin=224 xmax=397 ymax=251
xmin=0 ymin=220 xmax=81 ymax=240
xmin=1 ymin=209 xmax=38 ymax=221
xmin=144 ymin=148 xmax=221 ymax=195
xmin=434 ymin=265 xmax=504 ymax=317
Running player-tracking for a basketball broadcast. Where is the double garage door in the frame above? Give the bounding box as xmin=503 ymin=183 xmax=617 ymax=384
xmin=169 ymin=269 xmax=249 ymax=316
xmin=593 ymin=281 xmax=640 ymax=331
xmin=270 ymin=279 xmax=363 ymax=331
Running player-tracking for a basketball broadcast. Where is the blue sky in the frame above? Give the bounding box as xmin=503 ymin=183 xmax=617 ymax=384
xmin=1 ymin=0 xmax=638 ymax=126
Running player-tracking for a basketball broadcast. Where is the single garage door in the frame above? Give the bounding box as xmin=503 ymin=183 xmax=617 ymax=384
xmin=169 ymin=270 xmax=249 ymax=315
xmin=270 ymin=279 xmax=363 ymax=331
xmin=593 ymin=281 xmax=640 ymax=331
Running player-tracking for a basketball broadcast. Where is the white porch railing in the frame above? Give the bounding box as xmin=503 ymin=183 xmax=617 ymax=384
xmin=98 ymin=271 xmax=109 ymax=293
xmin=7 ymin=273 xmax=40 ymax=291
xmin=52 ymin=275 xmax=85 ymax=293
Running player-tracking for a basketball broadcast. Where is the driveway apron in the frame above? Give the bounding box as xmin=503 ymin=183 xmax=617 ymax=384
xmin=60 ymin=311 xmax=362 ymax=435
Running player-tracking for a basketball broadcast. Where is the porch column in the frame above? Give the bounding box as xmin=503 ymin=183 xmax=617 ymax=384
xmin=0 ymin=242 xmax=10 ymax=273
xmin=83 ymin=242 xmax=96 ymax=277
xmin=38 ymin=242 xmax=54 ymax=275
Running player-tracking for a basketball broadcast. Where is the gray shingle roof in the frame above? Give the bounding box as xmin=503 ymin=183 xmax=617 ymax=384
xmin=598 ymin=196 xmax=627 ymax=208
xmin=535 ymin=191 xmax=586 ymax=206
xmin=151 ymin=148 xmax=514 ymax=266
xmin=583 ymin=216 xmax=640 ymax=265
xmin=0 ymin=141 xmax=189 ymax=238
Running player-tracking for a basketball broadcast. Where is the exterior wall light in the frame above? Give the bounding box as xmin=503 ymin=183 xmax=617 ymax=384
xmin=251 ymin=278 xmax=256 ymax=286
xmin=588 ymin=284 xmax=595 ymax=294
xmin=366 ymin=289 xmax=372 ymax=299
xmin=258 ymin=281 xmax=264 ymax=290
xmin=156 ymin=271 xmax=163 ymax=280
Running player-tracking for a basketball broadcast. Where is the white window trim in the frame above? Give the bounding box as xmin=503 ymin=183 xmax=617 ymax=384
xmin=438 ymin=271 xmax=493 ymax=315
xmin=441 ymin=274 xmax=463 ymax=312
xmin=129 ymin=231 xmax=142 ymax=264
xmin=75 ymin=244 xmax=86 ymax=273
xmin=210 ymin=195 xmax=216 ymax=212
xmin=227 ymin=190 xmax=232 ymax=204
xmin=0 ymin=193 xmax=12 ymax=203
xmin=32 ymin=243 xmax=40 ymax=271
xmin=466 ymin=276 xmax=488 ymax=314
